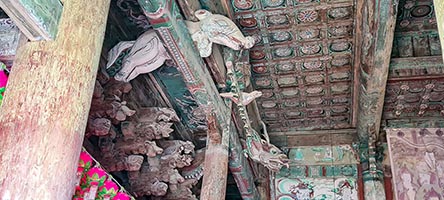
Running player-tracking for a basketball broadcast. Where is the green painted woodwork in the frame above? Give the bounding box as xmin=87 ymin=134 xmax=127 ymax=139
xmin=153 ymin=65 xmax=206 ymax=132
xmin=0 ymin=0 xmax=62 ymax=40
xmin=19 ymin=0 xmax=62 ymax=39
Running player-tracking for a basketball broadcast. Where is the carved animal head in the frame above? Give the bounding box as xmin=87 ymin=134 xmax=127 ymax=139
xmin=246 ymin=137 xmax=289 ymax=172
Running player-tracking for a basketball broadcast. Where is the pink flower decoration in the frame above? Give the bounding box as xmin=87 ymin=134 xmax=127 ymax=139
xmin=98 ymin=180 xmax=119 ymax=198
xmin=79 ymin=151 xmax=93 ymax=169
xmin=112 ymin=192 xmax=131 ymax=200
xmin=0 ymin=70 xmax=7 ymax=88
xmin=86 ymin=167 xmax=107 ymax=186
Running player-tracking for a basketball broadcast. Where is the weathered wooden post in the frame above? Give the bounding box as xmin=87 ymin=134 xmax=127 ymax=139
xmin=0 ymin=0 xmax=110 ymax=199
xmin=354 ymin=0 xmax=398 ymax=199
xmin=200 ymin=112 xmax=229 ymax=199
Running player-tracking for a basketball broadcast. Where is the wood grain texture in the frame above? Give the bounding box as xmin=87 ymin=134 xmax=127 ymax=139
xmin=0 ymin=0 xmax=110 ymax=199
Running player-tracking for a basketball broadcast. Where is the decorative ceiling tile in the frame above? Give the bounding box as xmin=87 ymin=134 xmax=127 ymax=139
xmin=231 ymin=0 xmax=355 ymax=130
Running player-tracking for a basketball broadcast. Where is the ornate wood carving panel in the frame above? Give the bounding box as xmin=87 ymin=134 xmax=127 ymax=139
xmin=229 ymin=0 xmax=355 ymax=131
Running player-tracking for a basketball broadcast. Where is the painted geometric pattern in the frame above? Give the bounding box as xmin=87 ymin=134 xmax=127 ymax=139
xmin=230 ymin=0 xmax=355 ymax=131
xmin=392 ymin=0 xmax=441 ymax=58
xmin=382 ymin=78 xmax=444 ymax=128
xmin=386 ymin=128 xmax=444 ymax=200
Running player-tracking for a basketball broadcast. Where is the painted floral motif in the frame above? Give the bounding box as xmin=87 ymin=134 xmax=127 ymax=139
xmin=277 ymin=63 xmax=295 ymax=72
xmin=297 ymin=10 xmax=318 ymax=23
xmin=299 ymin=29 xmax=320 ymax=40
xmin=329 ymin=26 xmax=350 ymax=37
xmin=305 ymin=86 xmax=324 ymax=95
xmin=272 ymin=31 xmax=292 ymax=42
xmin=262 ymin=101 xmax=277 ymax=108
xmin=301 ymin=44 xmax=321 ymax=55
xmin=274 ymin=47 xmax=294 ymax=57
xmin=267 ymin=15 xmax=289 ymax=25
xmin=303 ymin=61 xmax=323 ymax=70
xmin=330 ymin=72 xmax=350 ymax=81
xmin=250 ymin=50 xmax=266 ymax=60
xmin=255 ymin=78 xmax=272 ymax=87
xmin=331 ymin=56 xmax=350 ymax=67
xmin=278 ymin=76 xmax=297 ymax=86
xmin=305 ymin=74 xmax=324 ymax=84
xmin=411 ymin=5 xmax=432 ymax=18
xmin=253 ymin=65 xmax=268 ymax=74
xmin=233 ymin=0 xmax=254 ymax=10
xmin=331 ymin=84 xmax=350 ymax=94
xmin=0 ymin=62 xmax=8 ymax=106
xmin=239 ymin=17 xmax=258 ymax=28
xmin=330 ymin=42 xmax=350 ymax=52
xmin=281 ymin=88 xmax=299 ymax=97
xmin=328 ymin=7 xmax=352 ymax=19
xmin=263 ymin=0 xmax=286 ymax=7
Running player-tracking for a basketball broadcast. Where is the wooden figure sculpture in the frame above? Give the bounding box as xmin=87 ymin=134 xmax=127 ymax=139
xmin=107 ymin=30 xmax=171 ymax=82
xmin=186 ymin=9 xmax=256 ymax=57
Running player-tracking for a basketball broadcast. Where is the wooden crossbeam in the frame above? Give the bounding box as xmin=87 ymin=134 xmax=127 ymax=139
xmin=0 ymin=0 xmax=63 ymax=40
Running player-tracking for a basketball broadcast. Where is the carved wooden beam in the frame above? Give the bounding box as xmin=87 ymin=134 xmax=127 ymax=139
xmin=200 ymin=112 xmax=229 ymax=199
xmin=434 ymin=0 xmax=444 ymax=62
xmin=354 ymin=0 xmax=398 ymax=199
xmin=0 ymin=0 xmax=110 ymax=198
xmin=0 ymin=0 xmax=63 ymax=41
xmin=138 ymin=0 xmax=260 ymax=199
xmin=354 ymin=0 xmax=399 ymax=142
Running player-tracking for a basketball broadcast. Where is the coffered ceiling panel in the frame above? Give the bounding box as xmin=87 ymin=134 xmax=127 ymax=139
xmin=230 ymin=0 xmax=355 ymax=131
xmin=382 ymin=0 xmax=444 ymax=129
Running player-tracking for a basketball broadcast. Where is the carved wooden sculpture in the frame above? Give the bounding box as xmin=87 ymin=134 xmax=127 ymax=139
xmin=225 ymin=60 xmax=289 ymax=172
xmin=106 ymin=30 xmax=171 ymax=82
xmin=186 ymin=9 xmax=256 ymax=57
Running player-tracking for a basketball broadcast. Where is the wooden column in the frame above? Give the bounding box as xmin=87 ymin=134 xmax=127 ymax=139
xmin=200 ymin=112 xmax=229 ymax=200
xmin=434 ymin=0 xmax=444 ymax=62
xmin=139 ymin=0 xmax=260 ymax=199
xmin=353 ymin=0 xmax=398 ymax=199
xmin=0 ymin=0 xmax=110 ymax=199
xmin=0 ymin=0 xmax=63 ymax=40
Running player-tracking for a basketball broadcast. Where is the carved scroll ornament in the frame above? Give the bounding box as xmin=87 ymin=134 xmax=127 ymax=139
xmin=186 ymin=9 xmax=256 ymax=57
xmin=107 ymin=29 xmax=171 ymax=82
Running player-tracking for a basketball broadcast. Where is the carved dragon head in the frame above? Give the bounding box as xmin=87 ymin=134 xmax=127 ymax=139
xmin=245 ymin=135 xmax=289 ymax=172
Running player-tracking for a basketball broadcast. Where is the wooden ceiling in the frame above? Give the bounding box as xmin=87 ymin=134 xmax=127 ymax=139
xmin=231 ymin=0 xmax=356 ymax=131
xmin=381 ymin=0 xmax=444 ymax=129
